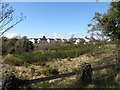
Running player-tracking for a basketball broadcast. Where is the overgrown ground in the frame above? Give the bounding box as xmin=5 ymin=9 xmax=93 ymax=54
xmin=2 ymin=42 xmax=120 ymax=88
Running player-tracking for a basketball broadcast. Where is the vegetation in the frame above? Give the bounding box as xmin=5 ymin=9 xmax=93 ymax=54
xmin=2 ymin=1 xmax=120 ymax=89
xmin=4 ymin=43 xmax=96 ymax=66
xmin=3 ymin=39 xmax=119 ymax=89
xmin=88 ymin=1 xmax=120 ymax=41
xmin=2 ymin=36 xmax=34 ymax=55
xmin=33 ymin=43 xmax=61 ymax=51
xmin=89 ymin=1 xmax=120 ymax=65
xmin=41 ymin=67 xmax=59 ymax=75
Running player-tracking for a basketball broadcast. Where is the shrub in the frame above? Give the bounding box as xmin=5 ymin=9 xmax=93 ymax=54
xmin=4 ymin=55 xmax=23 ymax=66
xmin=41 ymin=67 xmax=59 ymax=75
xmin=13 ymin=52 xmax=34 ymax=64
xmin=5 ymin=44 xmax=97 ymax=66
xmin=2 ymin=36 xmax=34 ymax=55
xmin=34 ymin=43 xmax=61 ymax=51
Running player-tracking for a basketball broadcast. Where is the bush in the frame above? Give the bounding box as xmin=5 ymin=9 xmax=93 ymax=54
xmin=2 ymin=36 xmax=34 ymax=55
xmin=4 ymin=55 xmax=23 ymax=66
xmin=34 ymin=43 xmax=61 ymax=51
xmin=13 ymin=52 xmax=34 ymax=64
xmin=41 ymin=67 xmax=59 ymax=75
xmin=5 ymin=44 xmax=97 ymax=66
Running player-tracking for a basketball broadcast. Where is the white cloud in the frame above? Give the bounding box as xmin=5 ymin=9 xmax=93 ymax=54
xmin=29 ymin=34 xmax=47 ymax=38
xmin=53 ymin=33 xmax=61 ymax=37
xmin=35 ymin=33 xmax=64 ymax=39
xmin=38 ymin=34 xmax=46 ymax=38
xmin=68 ymin=32 xmax=79 ymax=36
xmin=2 ymin=32 xmax=19 ymax=38
xmin=68 ymin=32 xmax=79 ymax=38
xmin=52 ymin=33 xmax=64 ymax=38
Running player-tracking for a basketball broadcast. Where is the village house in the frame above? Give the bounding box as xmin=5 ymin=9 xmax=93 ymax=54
xmin=83 ymin=38 xmax=91 ymax=44
xmin=39 ymin=36 xmax=48 ymax=43
xmin=74 ymin=38 xmax=81 ymax=45
xmin=74 ymin=38 xmax=85 ymax=44
xmin=34 ymin=38 xmax=39 ymax=43
xmin=29 ymin=38 xmax=38 ymax=43
xmin=47 ymin=38 xmax=56 ymax=43
xmin=55 ymin=38 xmax=63 ymax=43
xmin=29 ymin=36 xmax=48 ymax=44
xmin=29 ymin=36 xmax=95 ymax=45
xmin=29 ymin=38 xmax=35 ymax=43
xmin=62 ymin=39 xmax=68 ymax=43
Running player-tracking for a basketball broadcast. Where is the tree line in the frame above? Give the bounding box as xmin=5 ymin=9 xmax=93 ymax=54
xmin=2 ymin=36 xmax=34 ymax=55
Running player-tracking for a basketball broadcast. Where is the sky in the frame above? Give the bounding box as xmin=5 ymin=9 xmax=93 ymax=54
xmin=3 ymin=2 xmax=111 ymax=39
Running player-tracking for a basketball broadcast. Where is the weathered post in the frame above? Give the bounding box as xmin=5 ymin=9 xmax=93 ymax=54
xmin=2 ymin=75 xmax=29 ymax=90
xmin=79 ymin=63 xmax=93 ymax=86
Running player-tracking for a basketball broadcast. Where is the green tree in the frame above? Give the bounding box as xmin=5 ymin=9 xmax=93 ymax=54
xmin=2 ymin=36 xmax=34 ymax=55
xmin=15 ymin=36 xmax=34 ymax=52
xmin=2 ymin=36 xmax=8 ymax=54
xmin=91 ymin=2 xmax=120 ymax=41
xmin=90 ymin=1 xmax=120 ymax=82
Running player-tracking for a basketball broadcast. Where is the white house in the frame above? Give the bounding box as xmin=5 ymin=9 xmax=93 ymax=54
xmin=62 ymin=39 xmax=68 ymax=43
xmin=29 ymin=36 xmax=95 ymax=45
xmin=39 ymin=36 xmax=48 ymax=43
xmin=74 ymin=38 xmax=86 ymax=44
xmin=84 ymin=38 xmax=90 ymax=42
xmin=55 ymin=38 xmax=63 ymax=43
xmin=83 ymin=38 xmax=91 ymax=44
xmin=29 ymin=36 xmax=48 ymax=44
xmin=34 ymin=38 xmax=39 ymax=43
xmin=29 ymin=38 xmax=35 ymax=43
xmin=29 ymin=38 xmax=39 ymax=43
xmin=47 ymin=38 xmax=56 ymax=43
xmin=74 ymin=39 xmax=81 ymax=44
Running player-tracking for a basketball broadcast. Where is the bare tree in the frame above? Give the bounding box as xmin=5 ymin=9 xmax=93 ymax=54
xmin=0 ymin=2 xmax=26 ymax=36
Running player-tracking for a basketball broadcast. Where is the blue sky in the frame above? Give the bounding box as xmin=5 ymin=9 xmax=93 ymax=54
xmin=4 ymin=2 xmax=110 ymax=39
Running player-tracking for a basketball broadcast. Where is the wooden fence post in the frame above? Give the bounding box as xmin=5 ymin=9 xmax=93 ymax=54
xmin=80 ymin=63 xmax=93 ymax=86
xmin=2 ymin=75 xmax=29 ymax=90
